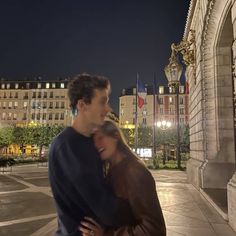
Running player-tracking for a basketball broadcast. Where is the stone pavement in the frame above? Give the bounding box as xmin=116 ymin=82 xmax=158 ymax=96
xmin=0 ymin=164 xmax=236 ymax=236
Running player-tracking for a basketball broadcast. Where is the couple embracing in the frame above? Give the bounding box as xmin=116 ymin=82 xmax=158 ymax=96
xmin=49 ymin=73 xmax=166 ymax=236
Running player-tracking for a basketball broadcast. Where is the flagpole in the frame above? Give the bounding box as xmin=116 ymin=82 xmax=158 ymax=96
xmin=135 ymin=73 xmax=139 ymax=153
xmin=153 ymin=73 xmax=157 ymax=158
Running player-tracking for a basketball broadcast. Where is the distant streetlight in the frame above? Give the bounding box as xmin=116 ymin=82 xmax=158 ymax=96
xmin=156 ymin=120 xmax=172 ymax=130
xmin=156 ymin=120 xmax=172 ymax=164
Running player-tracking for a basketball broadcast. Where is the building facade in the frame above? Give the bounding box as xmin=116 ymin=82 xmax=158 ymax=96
xmin=184 ymin=0 xmax=236 ymax=231
xmin=0 ymin=79 xmax=72 ymax=127
xmin=119 ymin=84 xmax=189 ymax=128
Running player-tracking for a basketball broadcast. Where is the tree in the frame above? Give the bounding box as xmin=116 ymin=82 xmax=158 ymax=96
xmin=138 ymin=126 xmax=153 ymax=147
xmin=29 ymin=125 xmax=64 ymax=158
xmin=12 ymin=126 xmax=28 ymax=153
xmin=121 ymin=128 xmax=135 ymax=147
xmin=0 ymin=126 xmax=14 ymax=152
xmin=179 ymin=124 xmax=190 ymax=153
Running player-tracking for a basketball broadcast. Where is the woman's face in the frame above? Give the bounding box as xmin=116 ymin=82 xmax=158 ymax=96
xmin=94 ymin=130 xmax=118 ymax=161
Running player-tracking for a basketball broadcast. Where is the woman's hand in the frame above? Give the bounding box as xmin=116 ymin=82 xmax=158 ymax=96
xmin=79 ymin=217 xmax=104 ymax=236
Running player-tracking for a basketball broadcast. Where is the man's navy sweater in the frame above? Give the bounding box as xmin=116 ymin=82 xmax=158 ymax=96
xmin=49 ymin=127 xmax=134 ymax=236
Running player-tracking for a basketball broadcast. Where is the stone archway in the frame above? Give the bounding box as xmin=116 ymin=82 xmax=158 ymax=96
xmin=198 ymin=0 xmax=235 ymax=191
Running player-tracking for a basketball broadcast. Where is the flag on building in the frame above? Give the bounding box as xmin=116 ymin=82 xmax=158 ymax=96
xmin=186 ymin=79 xmax=189 ymax=95
xmin=137 ymin=79 xmax=147 ymax=109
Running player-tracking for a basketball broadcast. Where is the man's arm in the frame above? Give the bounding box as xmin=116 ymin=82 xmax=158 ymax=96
xmin=50 ymin=144 xmax=134 ymax=228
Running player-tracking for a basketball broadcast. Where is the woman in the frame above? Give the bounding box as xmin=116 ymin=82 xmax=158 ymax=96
xmin=79 ymin=120 xmax=166 ymax=236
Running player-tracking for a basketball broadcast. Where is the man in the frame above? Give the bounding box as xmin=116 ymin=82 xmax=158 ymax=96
xmin=49 ymin=74 xmax=134 ymax=236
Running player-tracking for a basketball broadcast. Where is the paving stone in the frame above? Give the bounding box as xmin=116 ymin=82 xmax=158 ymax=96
xmin=0 ymin=218 xmax=54 ymax=236
xmin=0 ymin=175 xmax=28 ymax=192
xmin=0 ymin=192 xmax=56 ymax=222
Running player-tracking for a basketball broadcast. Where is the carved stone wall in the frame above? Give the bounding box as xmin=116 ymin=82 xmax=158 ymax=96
xmin=185 ymin=0 xmax=236 ymax=230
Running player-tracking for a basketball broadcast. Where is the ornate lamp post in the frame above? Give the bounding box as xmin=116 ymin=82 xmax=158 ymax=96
xmin=164 ymin=54 xmax=182 ymax=168
xmin=164 ymin=30 xmax=195 ymax=169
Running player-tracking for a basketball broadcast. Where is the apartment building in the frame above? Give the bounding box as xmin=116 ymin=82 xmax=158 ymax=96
xmin=119 ymin=84 xmax=189 ymax=128
xmin=0 ymin=79 xmax=73 ymax=126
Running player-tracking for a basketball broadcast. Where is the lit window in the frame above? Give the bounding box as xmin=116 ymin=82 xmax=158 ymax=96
xmin=15 ymin=83 xmax=19 ymax=89
xmin=7 ymin=83 xmax=10 ymax=89
xmin=13 ymin=113 xmax=17 ymax=120
xmin=60 ymin=83 xmax=65 ymax=88
xmin=1 ymin=84 xmax=5 ymax=89
xmin=52 ymin=83 xmax=56 ymax=88
xmin=169 ymin=97 xmax=173 ymax=104
xmin=8 ymin=102 xmax=12 ymax=108
xmin=169 ymin=86 xmax=176 ymax=93
xmin=14 ymin=102 xmax=18 ymax=108
xmin=46 ymin=83 xmax=50 ymax=89
xmin=179 ymin=86 xmax=184 ymax=93
xmin=2 ymin=112 xmax=6 ymax=119
xmin=37 ymin=83 xmax=41 ymax=89
xmin=159 ymin=86 xmax=164 ymax=94
xmin=23 ymin=102 xmax=28 ymax=108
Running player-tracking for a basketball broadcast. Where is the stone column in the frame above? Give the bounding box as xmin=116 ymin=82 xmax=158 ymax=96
xmin=227 ymin=3 xmax=236 ymax=230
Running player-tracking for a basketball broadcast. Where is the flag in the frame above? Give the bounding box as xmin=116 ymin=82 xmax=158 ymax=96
xmin=186 ymin=79 xmax=189 ymax=95
xmin=137 ymin=79 xmax=147 ymax=109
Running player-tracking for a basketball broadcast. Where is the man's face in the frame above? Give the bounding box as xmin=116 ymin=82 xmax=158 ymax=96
xmin=84 ymin=88 xmax=111 ymax=127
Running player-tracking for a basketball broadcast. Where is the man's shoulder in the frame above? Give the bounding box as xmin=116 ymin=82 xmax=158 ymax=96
xmin=52 ymin=126 xmax=79 ymax=146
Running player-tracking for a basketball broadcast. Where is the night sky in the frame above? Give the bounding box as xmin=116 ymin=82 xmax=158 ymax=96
xmin=0 ymin=1 xmax=190 ymax=113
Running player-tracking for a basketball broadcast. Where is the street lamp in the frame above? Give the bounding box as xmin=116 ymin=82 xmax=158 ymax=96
xmin=156 ymin=120 xmax=172 ymax=165
xmin=156 ymin=120 xmax=172 ymax=130
xmin=164 ymin=30 xmax=196 ymax=169
xmin=164 ymin=51 xmax=182 ymax=169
